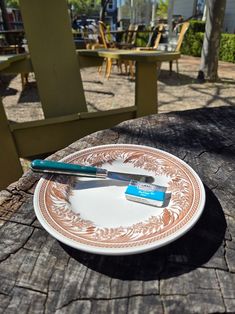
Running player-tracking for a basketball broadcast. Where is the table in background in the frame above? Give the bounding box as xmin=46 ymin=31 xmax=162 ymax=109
xmin=0 ymin=106 xmax=234 ymax=313
xmin=110 ymin=29 xmax=153 ymax=43
xmin=0 ymin=50 xmax=180 ymax=116
xmin=79 ymin=49 xmax=180 ymax=115
xmin=0 ymin=53 xmax=27 ymax=65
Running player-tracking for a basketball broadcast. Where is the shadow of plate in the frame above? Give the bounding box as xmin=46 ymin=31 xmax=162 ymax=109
xmin=61 ymin=184 xmax=226 ymax=280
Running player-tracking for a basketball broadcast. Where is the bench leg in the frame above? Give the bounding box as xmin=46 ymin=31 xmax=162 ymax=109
xmin=20 ymin=73 xmax=29 ymax=89
xmin=0 ymin=100 xmax=23 ymax=189
xmin=135 ymin=61 xmax=158 ymax=116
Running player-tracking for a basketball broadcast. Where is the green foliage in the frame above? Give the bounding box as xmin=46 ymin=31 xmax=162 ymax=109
xmin=135 ymin=33 xmax=149 ymax=47
xmin=181 ymin=22 xmax=204 ymax=57
xmin=181 ymin=20 xmax=235 ymax=63
xmin=219 ymin=34 xmax=235 ymax=63
xmin=6 ymin=0 xmax=100 ymax=14
xmin=186 ymin=20 xmax=205 ymax=33
xmin=157 ymin=0 xmax=169 ymax=18
xmin=68 ymin=0 xmax=100 ymax=16
xmin=6 ymin=0 xmax=19 ymax=8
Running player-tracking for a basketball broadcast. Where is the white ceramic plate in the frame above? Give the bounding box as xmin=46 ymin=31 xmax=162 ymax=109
xmin=33 ymin=144 xmax=205 ymax=255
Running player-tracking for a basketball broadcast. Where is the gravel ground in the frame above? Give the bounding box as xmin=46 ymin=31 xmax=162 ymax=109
xmin=1 ymin=55 xmax=235 ymax=124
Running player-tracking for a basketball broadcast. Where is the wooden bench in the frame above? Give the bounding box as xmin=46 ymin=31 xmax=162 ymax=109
xmin=0 ymin=0 xmax=163 ymax=189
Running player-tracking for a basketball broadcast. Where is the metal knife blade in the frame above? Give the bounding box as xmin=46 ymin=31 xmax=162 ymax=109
xmin=106 ymin=171 xmax=154 ymax=183
xmin=31 ymin=159 xmax=154 ymax=183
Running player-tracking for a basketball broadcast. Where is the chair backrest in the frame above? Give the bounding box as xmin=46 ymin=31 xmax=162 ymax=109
xmin=175 ymin=21 xmax=190 ymax=52
xmin=2 ymin=1 xmax=150 ymax=188
xmin=125 ymin=24 xmax=135 ymax=44
xmin=98 ymin=21 xmax=110 ymax=48
xmin=153 ymin=24 xmax=165 ymax=49
xmin=125 ymin=24 xmax=140 ymax=45
xmin=19 ymin=0 xmax=87 ymax=118
xmin=130 ymin=24 xmax=140 ymax=45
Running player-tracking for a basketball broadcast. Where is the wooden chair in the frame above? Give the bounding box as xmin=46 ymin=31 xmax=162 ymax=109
xmin=157 ymin=21 xmax=190 ymax=74
xmin=98 ymin=21 xmax=135 ymax=79
xmin=96 ymin=21 xmax=114 ymax=78
xmin=0 ymin=0 xmax=156 ymax=189
xmin=124 ymin=24 xmax=140 ymax=46
xmin=125 ymin=24 xmax=165 ymax=78
xmin=136 ymin=22 xmax=189 ymax=75
xmin=120 ymin=24 xmax=141 ymax=76
xmin=136 ymin=24 xmax=165 ymax=51
xmin=152 ymin=24 xmax=165 ymax=49
xmin=174 ymin=22 xmax=190 ymax=51
xmin=99 ymin=22 xmax=138 ymax=49
xmin=168 ymin=22 xmax=190 ymax=74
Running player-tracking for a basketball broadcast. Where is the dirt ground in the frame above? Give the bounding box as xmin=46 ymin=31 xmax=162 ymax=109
xmin=1 ymin=55 xmax=235 ymax=124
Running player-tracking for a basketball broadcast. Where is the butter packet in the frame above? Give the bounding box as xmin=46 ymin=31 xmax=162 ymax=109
xmin=125 ymin=180 xmax=166 ymax=207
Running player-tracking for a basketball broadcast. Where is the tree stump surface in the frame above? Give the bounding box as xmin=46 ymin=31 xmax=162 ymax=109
xmin=0 ymin=106 xmax=234 ymax=313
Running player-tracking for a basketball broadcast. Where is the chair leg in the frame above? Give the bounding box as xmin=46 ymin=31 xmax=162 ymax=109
xmin=129 ymin=61 xmax=135 ymax=79
xmin=157 ymin=62 xmax=162 ymax=78
xmin=176 ymin=60 xmax=179 ymax=77
xmin=20 ymin=73 xmax=29 ymax=89
xmin=169 ymin=61 xmax=173 ymax=75
xmin=98 ymin=65 xmax=102 ymax=75
xmin=106 ymin=58 xmax=112 ymax=79
xmin=124 ymin=61 xmax=128 ymax=75
xmin=117 ymin=60 xmax=123 ymax=73
xmin=98 ymin=60 xmax=104 ymax=76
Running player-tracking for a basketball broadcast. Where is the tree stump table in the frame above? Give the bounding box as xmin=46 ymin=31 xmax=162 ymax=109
xmin=0 ymin=106 xmax=234 ymax=313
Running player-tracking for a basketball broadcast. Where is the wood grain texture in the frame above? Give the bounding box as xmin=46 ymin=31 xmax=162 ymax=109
xmin=0 ymin=106 xmax=234 ymax=313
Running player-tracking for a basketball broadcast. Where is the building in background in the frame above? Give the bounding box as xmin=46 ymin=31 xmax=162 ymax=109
xmin=116 ymin=0 xmax=235 ymax=33
xmin=173 ymin=0 xmax=235 ymax=33
xmin=117 ymin=0 xmax=153 ymax=29
xmin=105 ymin=0 xmax=118 ymax=30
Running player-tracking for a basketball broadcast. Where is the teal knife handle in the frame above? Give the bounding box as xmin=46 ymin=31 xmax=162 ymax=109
xmin=31 ymin=159 xmax=97 ymax=175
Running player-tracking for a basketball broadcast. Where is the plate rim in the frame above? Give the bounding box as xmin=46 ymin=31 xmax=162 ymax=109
xmin=33 ymin=144 xmax=206 ymax=255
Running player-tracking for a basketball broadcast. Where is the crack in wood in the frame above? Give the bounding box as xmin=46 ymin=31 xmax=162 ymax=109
xmin=0 ymin=227 xmax=34 ymax=263
xmin=214 ymin=165 xmax=222 ymax=174
xmin=182 ymin=152 xmax=188 ymax=160
xmin=56 ymin=293 xmax=164 ymax=312
xmin=14 ymin=284 xmax=47 ymax=296
xmin=196 ymin=151 xmax=209 ymax=158
xmin=215 ymin=270 xmax=227 ymax=312
xmin=210 ymin=184 xmax=219 ymax=191
xmin=0 ymin=197 xmax=24 ymax=220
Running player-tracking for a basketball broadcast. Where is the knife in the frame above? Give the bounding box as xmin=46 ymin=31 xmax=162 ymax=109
xmin=31 ymin=159 xmax=154 ymax=183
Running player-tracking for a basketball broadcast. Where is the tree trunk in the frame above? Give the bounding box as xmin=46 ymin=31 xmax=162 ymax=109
xmin=198 ymin=0 xmax=226 ymax=82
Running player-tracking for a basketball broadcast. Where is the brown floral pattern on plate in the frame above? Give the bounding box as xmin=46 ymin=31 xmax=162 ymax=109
xmin=36 ymin=145 xmax=202 ymax=249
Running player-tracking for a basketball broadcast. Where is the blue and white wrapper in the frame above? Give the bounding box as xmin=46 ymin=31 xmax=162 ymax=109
xmin=125 ymin=180 xmax=166 ymax=207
